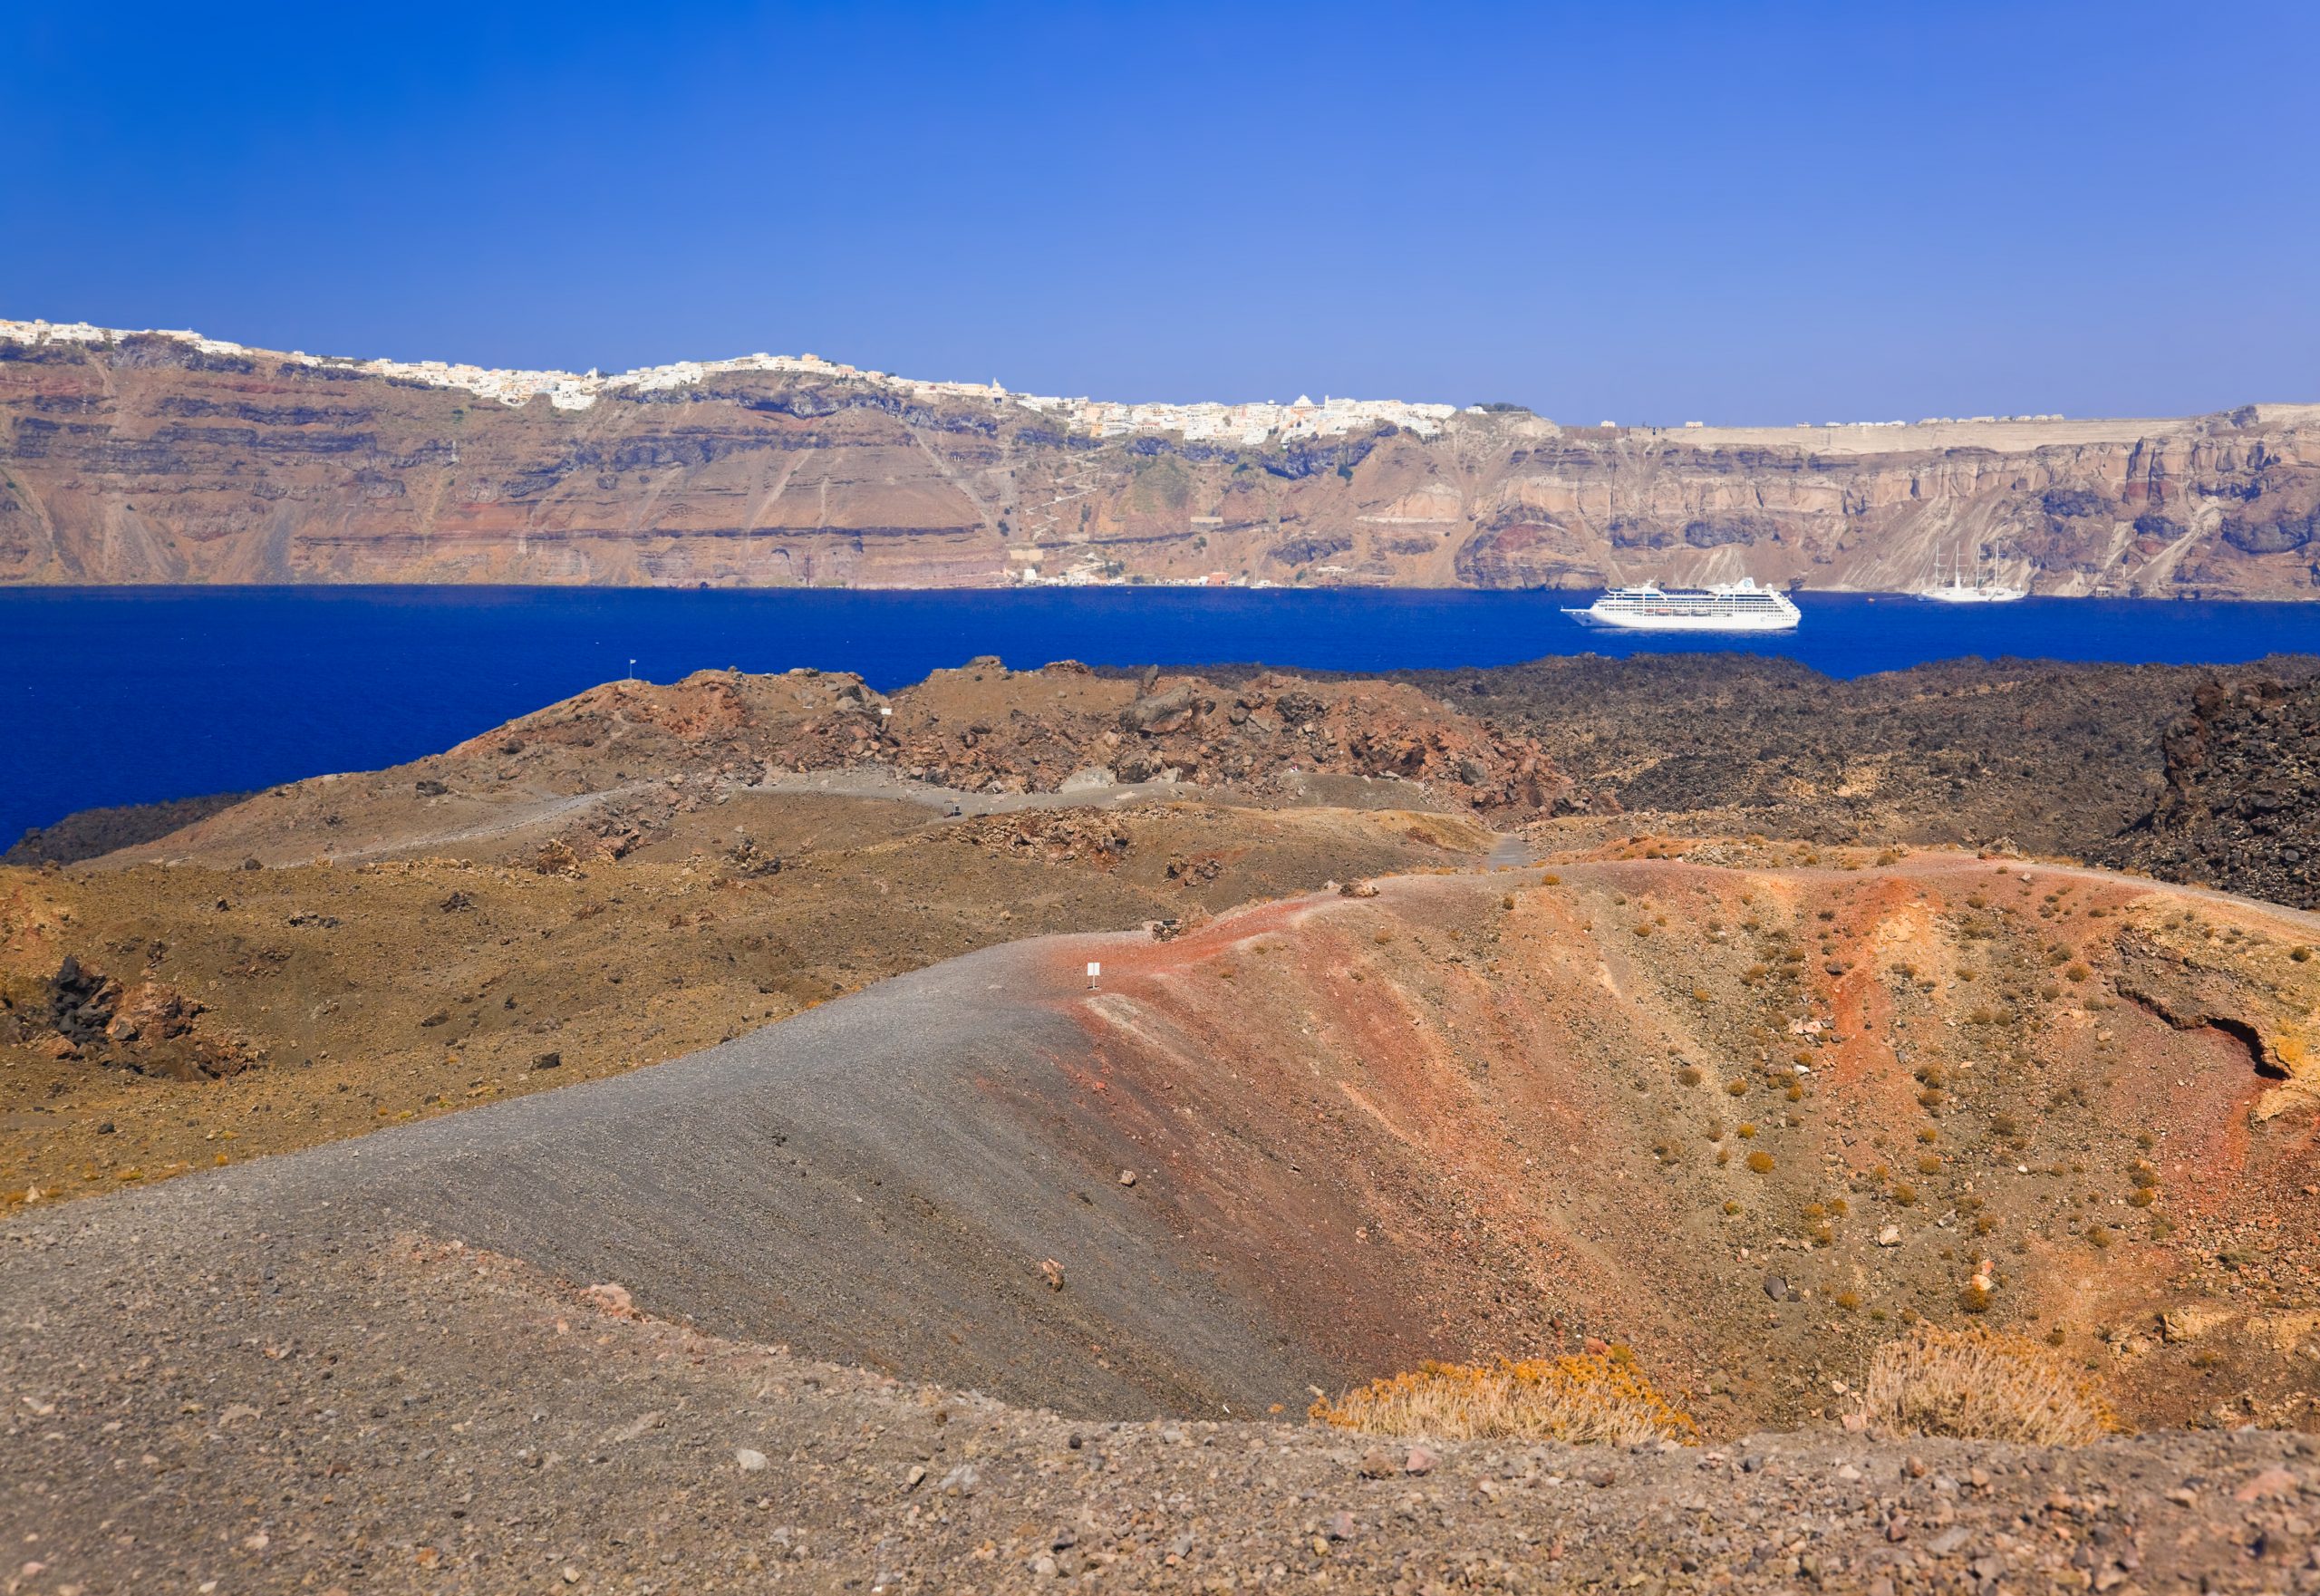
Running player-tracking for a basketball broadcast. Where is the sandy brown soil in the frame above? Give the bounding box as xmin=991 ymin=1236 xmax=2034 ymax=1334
xmin=0 ymin=795 xmax=1485 ymax=1207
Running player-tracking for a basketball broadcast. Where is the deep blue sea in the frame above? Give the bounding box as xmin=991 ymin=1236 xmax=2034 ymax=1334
xmin=4 ymin=585 xmax=2315 ymax=847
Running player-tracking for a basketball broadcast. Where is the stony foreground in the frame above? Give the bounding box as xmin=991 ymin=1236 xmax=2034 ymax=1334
xmin=5 ymin=1227 xmax=2317 ymax=1596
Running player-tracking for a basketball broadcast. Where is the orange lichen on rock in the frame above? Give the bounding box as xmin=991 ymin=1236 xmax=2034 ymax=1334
xmin=1310 ymin=1353 xmax=1698 ymax=1446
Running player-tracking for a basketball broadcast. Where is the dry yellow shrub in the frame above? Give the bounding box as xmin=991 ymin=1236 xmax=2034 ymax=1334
xmin=1856 ymin=1324 xmax=2122 ymax=1445
xmin=1310 ymin=1354 xmax=1697 ymax=1446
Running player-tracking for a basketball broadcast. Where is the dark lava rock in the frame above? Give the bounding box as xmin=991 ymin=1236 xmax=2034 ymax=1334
xmin=5 ymin=789 xmax=256 ymax=867
xmin=49 ymin=955 xmax=120 ymax=1048
xmin=2116 ymin=672 xmax=2320 ymax=908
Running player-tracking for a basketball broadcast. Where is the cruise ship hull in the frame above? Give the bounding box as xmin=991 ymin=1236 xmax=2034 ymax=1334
xmin=1563 ymin=606 xmax=1800 ymax=634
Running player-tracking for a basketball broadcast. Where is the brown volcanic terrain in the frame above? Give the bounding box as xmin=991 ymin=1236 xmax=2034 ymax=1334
xmin=10 ymin=839 xmax=2320 ymax=1420
xmin=100 ymin=657 xmax=1559 ymax=867
xmin=1409 ymin=652 xmax=2320 ymax=910
xmin=6 ymin=329 xmax=2320 ymax=595
xmin=3 ymin=663 xmax=1525 ymax=1204
xmin=8 ymin=663 xmax=2320 ymax=1591
xmin=0 ymin=797 xmax=1487 ymax=1204
xmin=5 ymin=852 xmax=2320 ymax=1592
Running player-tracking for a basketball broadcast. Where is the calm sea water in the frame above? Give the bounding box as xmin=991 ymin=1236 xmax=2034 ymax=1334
xmin=4 ymin=585 xmax=2315 ymax=846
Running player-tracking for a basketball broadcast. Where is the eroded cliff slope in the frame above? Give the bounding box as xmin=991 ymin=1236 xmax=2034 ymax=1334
xmin=6 ymin=327 xmax=2318 ymax=595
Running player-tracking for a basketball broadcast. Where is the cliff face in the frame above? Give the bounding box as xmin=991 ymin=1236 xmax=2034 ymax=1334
xmin=5 ymin=332 xmax=2318 ymax=594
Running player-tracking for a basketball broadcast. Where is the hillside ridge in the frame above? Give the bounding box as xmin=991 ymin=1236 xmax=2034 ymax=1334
xmin=5 ymin=318 xmax=2317 ymax=595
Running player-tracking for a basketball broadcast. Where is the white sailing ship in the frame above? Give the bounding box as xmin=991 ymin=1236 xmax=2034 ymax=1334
xmin=1919 ymin=545 xmax=2025 ymax=604
xmin=1562 ymin=578 xmax=1802 ymax=633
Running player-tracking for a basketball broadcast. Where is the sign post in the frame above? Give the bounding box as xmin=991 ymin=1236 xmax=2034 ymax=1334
xmin=1086 ymin=961 xmax=1101 ymax=991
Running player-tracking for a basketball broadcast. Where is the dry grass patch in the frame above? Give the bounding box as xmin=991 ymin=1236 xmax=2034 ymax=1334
xmin=1855 ymin=1324 xmax=2122 ymax=1445
xmin=1311 ymin=1354 xmax=1697 ymax=1446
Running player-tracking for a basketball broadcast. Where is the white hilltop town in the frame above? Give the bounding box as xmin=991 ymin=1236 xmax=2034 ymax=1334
xmin=1 ymin=317 xmax=2083 ymax=441
xmin=0 ymin=317 xmax=1464 ymax=445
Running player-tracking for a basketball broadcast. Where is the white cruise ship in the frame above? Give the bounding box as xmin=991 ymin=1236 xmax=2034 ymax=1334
xmin=1563 ymin=578 xmax=1801 ymax=633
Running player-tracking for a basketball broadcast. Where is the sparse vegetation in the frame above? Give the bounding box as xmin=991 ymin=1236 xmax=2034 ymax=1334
xmin=1856 ymin=1325 xmax=2122 ymax=1445
xmin=1310 ymin=1354 xmax=1697 ymax=1446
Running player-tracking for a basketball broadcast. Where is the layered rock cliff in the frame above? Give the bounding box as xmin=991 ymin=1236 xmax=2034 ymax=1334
xmin=5 ymin=326 xmax=2318 ymax=595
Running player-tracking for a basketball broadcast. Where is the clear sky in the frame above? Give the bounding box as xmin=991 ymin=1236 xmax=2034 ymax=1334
xmin=6 ymin=1 xmax=2315 ymax=424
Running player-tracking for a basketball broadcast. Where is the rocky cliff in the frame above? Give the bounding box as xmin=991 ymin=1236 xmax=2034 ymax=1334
xmin=6 ymin=327 xmax=2319 ymax=595
xmin=2116 ymin=671 xmax=2320 ymax=905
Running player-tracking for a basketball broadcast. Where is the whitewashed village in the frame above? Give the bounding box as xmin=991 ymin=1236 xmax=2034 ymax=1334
xmin=0 ymin=318 xmax=2083 ymax=589
xmin=0 ymin=317 xmax=1458 ymax=445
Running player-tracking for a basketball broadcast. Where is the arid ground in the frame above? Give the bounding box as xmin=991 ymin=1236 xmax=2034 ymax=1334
xmin=5 ymin=659 xmax=2320 ymax=1592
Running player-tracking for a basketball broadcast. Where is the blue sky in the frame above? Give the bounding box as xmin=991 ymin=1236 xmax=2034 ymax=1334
xmin=5 ymin=2 xmax=2314 ymax=423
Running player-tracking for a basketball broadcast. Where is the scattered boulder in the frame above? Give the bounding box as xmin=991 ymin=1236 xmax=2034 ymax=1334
xmin=1123 ymin=685 xmax=1197 ymax=734
xmin=49 ymin=955 xmax=120 ymax=1049
xmin=36 ymin=957 xmax=259 ymax=1079
xmin=582 ymin=1283 xmax=634 ymax=1318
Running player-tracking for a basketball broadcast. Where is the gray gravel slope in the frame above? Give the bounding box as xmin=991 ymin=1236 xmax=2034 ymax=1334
xmin=10 ymin=929 xmax=1314 ymax=1418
